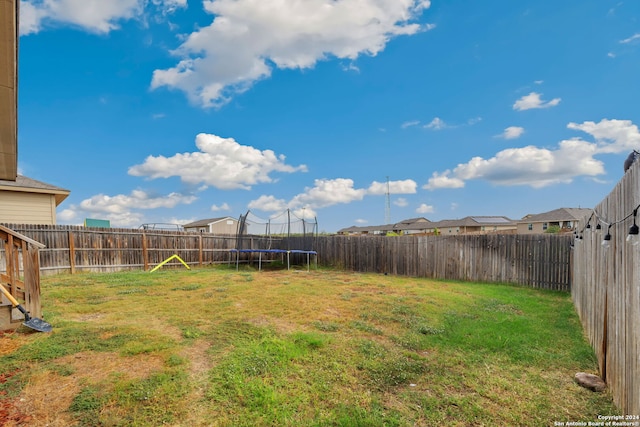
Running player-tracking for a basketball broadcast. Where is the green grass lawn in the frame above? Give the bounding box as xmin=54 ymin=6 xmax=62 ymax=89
xmin=0 ymin=267 xmax=617 ymax=426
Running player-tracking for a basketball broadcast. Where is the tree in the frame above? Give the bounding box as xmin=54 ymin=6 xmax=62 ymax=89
xmin=545 ymin=225 xmax=561 ymax=234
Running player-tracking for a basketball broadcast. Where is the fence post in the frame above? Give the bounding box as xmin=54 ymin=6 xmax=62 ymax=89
xmin=68 ymin=230 xmax=76 ymax=274
xmin=199 ymin=234 xmax=203 ymax=267
xmin=142 ymin=232 xmax=148 ymax=271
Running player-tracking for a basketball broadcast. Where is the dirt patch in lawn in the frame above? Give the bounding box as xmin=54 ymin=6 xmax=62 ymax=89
xmin=0 ymin=332 xmax=30 ymax=356
xmin=3 ymin=351 xmax=163 ymax=427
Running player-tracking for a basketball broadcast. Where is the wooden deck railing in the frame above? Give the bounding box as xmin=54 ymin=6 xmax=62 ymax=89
xmin=0 ymin=224 xmax=45 ymax=331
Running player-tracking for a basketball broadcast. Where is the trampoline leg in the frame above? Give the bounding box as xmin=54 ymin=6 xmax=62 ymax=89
xmin=259 ymin=252 xmax=262 ymax=271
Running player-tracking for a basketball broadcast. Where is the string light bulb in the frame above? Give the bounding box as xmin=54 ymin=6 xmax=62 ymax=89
xmin=574 ymin=231 xmax=582 ymax=243
xmin=627 ymin=209 xmax=639 ymax=246
xmin=602 ymin=225 xmax=612 ymax=249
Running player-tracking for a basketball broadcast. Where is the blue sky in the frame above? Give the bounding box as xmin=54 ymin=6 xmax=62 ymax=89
xmin=16 ymin=0 xmax=640 ymax=232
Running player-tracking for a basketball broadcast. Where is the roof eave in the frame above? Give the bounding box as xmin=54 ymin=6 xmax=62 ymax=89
xmin=0 ymin=183 xmax=70 ymax=206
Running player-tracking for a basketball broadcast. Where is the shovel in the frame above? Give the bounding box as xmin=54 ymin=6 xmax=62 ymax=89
xmin=0 ymin=284 xmax=52 ymax=333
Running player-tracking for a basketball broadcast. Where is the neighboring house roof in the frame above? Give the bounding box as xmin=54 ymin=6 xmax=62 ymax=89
xmin=337 ymin=224 xmax=393 ymax=234
xmin=519 ymin=208 xmax=592 ymax=223
xmin=394 ymin=217 xmax=430 ymax=226
xmin=183 ymin=217 xmax=237 ymax=228
xmin=0 ymin=175 xmax=70 ymax=205
xmin=340 ymin=210 xmax=592 ymax=234
xmin=338 ymin=216 xmax=516 ymax=234
xmin=366 ymin=224 xmax=394 ymax=232
xmin=431 ymin=216 xmax=516 ymax=229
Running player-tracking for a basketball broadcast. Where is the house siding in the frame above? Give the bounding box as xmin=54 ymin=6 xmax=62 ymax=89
xmin=518 ymin=221 xmax=576 ymax=235
xmin=0 ymin=190 xmax=57 ymax=224
xmin=184 ymin=218 xmax=238 ymax=235
xmin=209 ymin=219 xmax=237 ymax=235
xmin=0 ymin=0 xmax=18 ymax=180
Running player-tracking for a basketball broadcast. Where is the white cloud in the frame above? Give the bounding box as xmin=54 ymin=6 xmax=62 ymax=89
xmin=79 ymin=190 xmax=196 ymax=212
xmin=19 ymin=0 xmax=186 ymax=35
xmin=513 ymin=92 xmax=561 ymax=111
xmin=424 ymin=117 xmax=448 ymax=130
xmin=20 ymin=0 xmax=142 ymax=35
xmin=211 ymin=202 xmax=231 ymax=211
xmin=128 ymin=133 xmax=307 ymax=190
xmin=423 ymin=171 xmax=465 ymax=190
xmin=452 ymin=142 xmax=602 ymax=188
xmin=248 ymin=195 xmax=288 ymax=212
xmin=252 ymin=178 xmax=416 ymax=214
xmin=567 ymin=119 xmax=640 ymax=154
xmin=291 ymin=206 xmax=318 ymax=220
xmin=416 ymin=203 xmax=434 ymax=214
xmin=341 ymin=62 xmax=361 ymax=73
xmin=401 ymin=120 xmax=420 ymax=129
xmin=620 ymin=33 xmax=640 ymax=44
xmin=423 ymin=116 xmax=479 ymax=130
xmin=151 ymin=0 xmax=432 ymax=108
xmin=394 ymin=198 xmax=408 ymax=207
xmin=429 ymin=142 xmax=594 ymax=190
xmin=57 ymin=208 xmax=77 ymax=222
xmin=19 ymin=1 xmax=48 ymax=35
xmin=367 ymin=179 xmax=417 ymax=195
xmin=355 ymin=218 xmax=368 ymax=224
xmin=499 ymin=126 xmax=525 ymax=140
xmin=165 ymin=217 xmax=197 ymax=226
xmin=290 ymin=178 xmax=367 ymax=209
xmin=152 ymin=0 xmax=187 ymax=15
xmin=425 ymin=118 xmax=640 ymax=190
xmin=60 ymin=189 xmax=197 ymax=227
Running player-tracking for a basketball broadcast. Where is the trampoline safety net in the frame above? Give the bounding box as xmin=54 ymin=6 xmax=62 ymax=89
xmin=235 ymin=209 xmax=318 ymax=252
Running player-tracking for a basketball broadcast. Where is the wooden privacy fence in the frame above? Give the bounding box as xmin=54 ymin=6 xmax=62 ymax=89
xmin=0 ymin=224 xmax=573 ymax=288
xmin=0 ymin=224 xmax=239 ymax=274
xmin=287 ymin=233 xmax=573 ymax=291
xmin=572 ymin=161 xmax=640 ymax=415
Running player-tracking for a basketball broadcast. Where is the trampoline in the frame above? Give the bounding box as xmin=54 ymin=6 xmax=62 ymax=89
xmin=231 ymin=209 xmax=318 ymax=271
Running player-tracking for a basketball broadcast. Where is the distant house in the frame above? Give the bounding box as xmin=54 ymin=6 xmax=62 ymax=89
xmin=517 ymin=208 xmax=592 ymax=234
xmin=392 ymin=217 xmax=432 ymax=234
xmin=0 ymin=175 xmax=70 ymax=225
xmin=429 ymin=216 xmax=517 ymax=235
xmin=183 ymin=217 xmax=239 ymax=234
xmin=336 ymin=224 xmax=392 ymax=236
xmin=337 ymin=216 xmax=516 ymax=236
xmin=337 ymin=218 xmax=431 ymax=236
